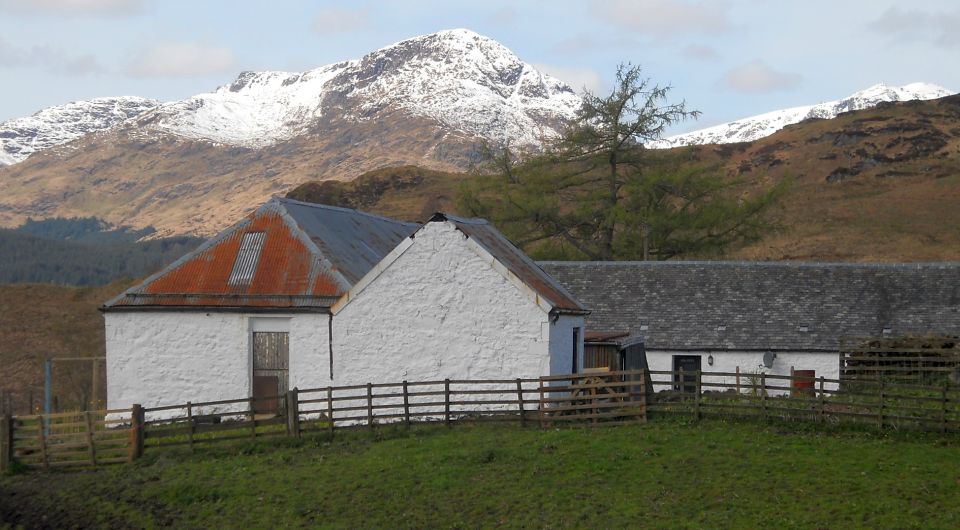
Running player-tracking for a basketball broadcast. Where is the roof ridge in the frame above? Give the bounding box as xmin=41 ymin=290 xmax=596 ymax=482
xmin=275 ymin=196 xmax=419 ymax=226
xmin=430 ymin=212 xmax=489 ymax=225
xmin=537 ymin=260 xmax=960 ymax=269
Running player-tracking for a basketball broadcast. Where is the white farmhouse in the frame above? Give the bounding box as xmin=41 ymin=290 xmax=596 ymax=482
xmin=102 ymin=198 xmax=588 ymax=411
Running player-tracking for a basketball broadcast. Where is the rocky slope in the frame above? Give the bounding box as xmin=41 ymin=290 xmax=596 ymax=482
xmin=289 ymin=95 xmax=960 ymax=263
xmin=0 ymin=29 xmax=579 ymax=236
xmin=653 ymin=83 xmax=954 ymax=148
xmin=0 ymin=96 xmax=158 ymax=166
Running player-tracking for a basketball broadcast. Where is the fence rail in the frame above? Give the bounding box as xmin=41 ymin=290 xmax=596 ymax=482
xmin=2 ymin=369 xmax=958 ymax=473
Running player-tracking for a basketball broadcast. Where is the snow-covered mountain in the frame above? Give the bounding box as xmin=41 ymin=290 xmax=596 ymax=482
xmin=0 ymin=29 xmax=581 ymax=166
xmin=0 ymin=97 xmax=158 ymax=165
xmin=652 ymin=82 xmax=955 ymax=148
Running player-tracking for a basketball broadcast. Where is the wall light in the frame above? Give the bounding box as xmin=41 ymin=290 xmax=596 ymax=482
xmin=707 ymin=354 xmax=714 ymax=366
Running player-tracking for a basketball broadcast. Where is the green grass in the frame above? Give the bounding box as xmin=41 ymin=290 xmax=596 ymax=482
xmin=3 ymin=419 xmax=960 ymax=529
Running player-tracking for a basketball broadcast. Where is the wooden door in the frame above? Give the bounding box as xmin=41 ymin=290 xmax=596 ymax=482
xmin=252 ymin=332 xmax=289 ymax=415
xmin=672 ymin=355 xmax=701 ymax=393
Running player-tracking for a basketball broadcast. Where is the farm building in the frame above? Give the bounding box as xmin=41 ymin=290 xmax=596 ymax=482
xmin=542 ymin=261 xmax=960 ymax=392
xmin=102 ymin=198 xmax=588 ymax=412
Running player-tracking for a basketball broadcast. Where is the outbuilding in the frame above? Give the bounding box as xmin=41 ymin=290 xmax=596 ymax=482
xmin=102 ymin=198 xmax=588 ymax=412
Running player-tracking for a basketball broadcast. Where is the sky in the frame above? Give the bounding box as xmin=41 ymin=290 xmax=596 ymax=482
xmin=1 ymin=0 xmax=959 ymax=134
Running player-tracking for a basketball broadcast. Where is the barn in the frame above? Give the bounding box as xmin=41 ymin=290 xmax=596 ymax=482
xmin=102 ymin=198 xmax=588 ymax=412
xmin=542 ymin=261 xmax=960 ymax=392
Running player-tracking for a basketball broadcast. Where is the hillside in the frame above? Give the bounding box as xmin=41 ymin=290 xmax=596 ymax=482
xmin=0 ymin=281 xmax=132 ymax=413
xmin=288 ymin=95 xmax=960 ymax=262
xmin=0 ymin=29 xmax=578 ymax=237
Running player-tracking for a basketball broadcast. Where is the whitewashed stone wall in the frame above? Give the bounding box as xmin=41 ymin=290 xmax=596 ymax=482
xmin=332 ymin=222 xmax=569 ymax=387
xmin=105 ymin=311 xmax=328 ymax=414
xmin=645 ymin=350 xmax=840 ymax=395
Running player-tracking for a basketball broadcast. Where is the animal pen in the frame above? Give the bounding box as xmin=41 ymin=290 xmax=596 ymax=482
xmin=3 ymin=369 xmax=960 ymax=472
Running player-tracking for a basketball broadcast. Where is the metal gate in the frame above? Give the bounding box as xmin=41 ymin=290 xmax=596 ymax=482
xmin=252 ymin=332 xmax=289 ymax=414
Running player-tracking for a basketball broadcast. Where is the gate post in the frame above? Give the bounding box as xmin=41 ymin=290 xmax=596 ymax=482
xmin=129 ymin=404 xmax=144 ymax=462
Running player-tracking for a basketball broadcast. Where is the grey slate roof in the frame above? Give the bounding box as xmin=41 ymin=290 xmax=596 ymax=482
xmin=281 ymin=198 xmax=420 ymax=284
xmin=539 ymin=261 xmax=960 ymax=352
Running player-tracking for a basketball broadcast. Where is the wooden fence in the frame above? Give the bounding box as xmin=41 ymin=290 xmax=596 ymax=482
xmin=3 ymin=369 xmax=959 ymax=473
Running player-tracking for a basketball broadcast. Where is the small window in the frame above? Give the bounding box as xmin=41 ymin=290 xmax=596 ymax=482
xmin=882 ymin=326 xmax=892 ymax=336
xmin=228 ymin=232 xmax=266 ymax=286
xmin=798 ymin=324 xmax=809 ymax=332
xmin=639 ymin=322 xmax=649 ymax=331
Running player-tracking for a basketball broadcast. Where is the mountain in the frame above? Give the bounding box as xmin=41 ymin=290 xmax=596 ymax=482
xmin=0 ymin=29 xmax=580 ymax=236
xmin=0 ymin=96 xmax=158 ymax=166
xmin=653 ymin=82 xmax=955 ymax=148
xmin=288 ymin=94 xmax=960 ymax=263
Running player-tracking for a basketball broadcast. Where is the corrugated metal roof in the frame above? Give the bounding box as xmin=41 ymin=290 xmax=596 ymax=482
xmin=104 ymin=198 xmax=417 ymax=310
xmin=435 ymin=214 xmax=588 ymax=314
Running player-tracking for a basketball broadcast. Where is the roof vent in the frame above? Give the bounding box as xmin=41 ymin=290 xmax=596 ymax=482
xmin=228 ymin=232 xmax=266 ymax=286
xmin=798 ymin=324 xmax=809 ymax=332
xmin=882 ymin=326 xmax=892 ymax=336
xmin=639 ymin=322 xmax=649 ymax=331
xmin=716 ymin=325 xmax=727 ymax=331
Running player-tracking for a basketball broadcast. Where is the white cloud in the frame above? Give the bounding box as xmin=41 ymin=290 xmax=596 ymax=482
xmin=0 ymin=37 xmax=103 ymax=75
xmin=0 ymin=0 xmax=142 ymax=15
xmin=126 ymin=42 xmax=236 ymax=78
xmin=720 ymin=60 xmax=801 ymax=93
xmin=312 ymin=6 xmax=369 ymax=33
xmin=681 ymin=44 xmax=720 ymax=62
xmin=869 ymin=7 xmax=960 ymax=48
xmin=532 ymin=63 xmax=604 ymax=94
xmin=591 ymin=0 xmax=729 ymax=38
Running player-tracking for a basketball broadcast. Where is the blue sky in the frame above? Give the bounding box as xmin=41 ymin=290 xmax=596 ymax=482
xmin=1 ymin=0 xmax=958 ymax=133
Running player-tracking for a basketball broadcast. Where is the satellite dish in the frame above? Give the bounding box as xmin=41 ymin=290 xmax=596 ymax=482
xmin=762 ymin=352 xmax=777 ymax=368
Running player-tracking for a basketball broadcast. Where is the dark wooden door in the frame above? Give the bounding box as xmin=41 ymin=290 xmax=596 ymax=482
xmin=672 ymin=355 xmax=701 ymax=393
xmin=252 ymin=332 xmax=289 ymax=415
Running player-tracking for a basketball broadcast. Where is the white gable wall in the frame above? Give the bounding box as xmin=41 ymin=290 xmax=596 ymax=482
xmin=332 ymin=222 xmax=568 ymax=385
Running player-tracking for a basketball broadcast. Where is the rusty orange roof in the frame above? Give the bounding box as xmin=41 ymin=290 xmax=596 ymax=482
xmin=104 ymin=198 xmax=418 ymax=310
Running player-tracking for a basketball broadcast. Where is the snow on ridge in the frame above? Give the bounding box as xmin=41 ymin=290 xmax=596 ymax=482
xmin=143 ymin=28 xmax=582 ymax=149
xmin=0 ymin=96 xmax=159 ymax=165
xmin=652 ymin=82 xmax=955 ymax=148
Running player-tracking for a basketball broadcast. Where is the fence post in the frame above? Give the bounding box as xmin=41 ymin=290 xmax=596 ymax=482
xmin=639 ymin=369 xmax=648 ymax=423
xmin=444 ymin=379 xmax=451 ymax=427
xmin=878 ymin=380 xmax=885 ymax=431
xmin=941 ymin=384 xmax=948 ymax=434
xmin=366 ymin=383 xmax=374 ymax=430
xmin=694 ymin=371 xmax=702 ymax=421
xmin=516 ymin=378 xmax=526 ymax=427
xmin=286 ymin=389 xmax=300 ymax=438
xmin=248 ymin=397 xmax=256 ymax=439
xmin=84 ymin=411 xmax=97 ymax=468
xmin=187 ymin=401 xmax=194 ymax=451
xmin=326 ymin=386 xmax=334 ymax=437
xmin=129 ymin=404 xmax=144 ymax=462
xmin=0 ymin=414 xmax=12 ymax=473
xmin=736 ymin=366 xmax=741 ymax=397
xmin=402 ymin=381 xmax=410 ymax=427
xmin=538 ymin=377 xmax=546 ymax=429
xmin=818 ymin=377 xmax=825 ymax=423
xmin=37 ymin=416 xmax=49 ymax=469
xmin=760 ymin=373 xmax=767 ymax=420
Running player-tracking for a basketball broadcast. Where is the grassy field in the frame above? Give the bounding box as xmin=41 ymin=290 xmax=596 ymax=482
xmin=2 ymin=419 xmax=960 ymax=529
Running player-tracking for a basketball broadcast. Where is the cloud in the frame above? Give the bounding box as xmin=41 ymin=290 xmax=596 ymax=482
xmin=591 ymin=0 xmax=730 ymax=38
xmin=126 ymin=42 xmax=236 ymax=78
xmin=0 ymin=0 xmax=142 ymax=15
xmin=868 ymin=7 xmax=960 ymax=48
xmin=720 ymin=60 xmax=801 ymax=93
xmin=0 ymin=38 xmax=104 ymax=75
xmin=681 ymin=44 xmax=720 ymax=61
xmin=532 ymin=63 xmax=604 ymax=94
xmin=312 ymin=6 xmax=369 ymax=33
